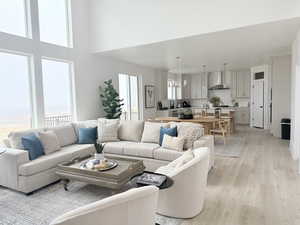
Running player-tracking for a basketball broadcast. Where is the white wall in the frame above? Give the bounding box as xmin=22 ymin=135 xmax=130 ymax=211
xmin=75 ymin=56 xmax=159 ymax=121
xmin=89 ymin=0 xmax=300 ymax=52
xmin=290 ymin=30 xmax=300 ymax=163
xmin=271 ymin=55 xmax=292 ymax=138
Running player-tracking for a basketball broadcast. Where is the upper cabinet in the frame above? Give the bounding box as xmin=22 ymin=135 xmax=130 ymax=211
xmin=191 ymin=73 xmax=208 ymax=99
xmin=231 ymin=70 xmax=251 ymax=98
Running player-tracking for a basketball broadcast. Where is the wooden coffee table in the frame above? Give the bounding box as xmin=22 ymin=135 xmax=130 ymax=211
xmin=56 ymin=156 xmax=145 ymax=190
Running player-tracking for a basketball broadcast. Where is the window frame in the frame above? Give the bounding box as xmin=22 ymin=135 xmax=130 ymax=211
xmin=0 ymin=0 xmax=32 ymax=38
xmin=0 ymin=49 xmax=35 ymax=128
xmin=38 ymin=0 xmax=73 ymax=48
xmin=41 ymin=56 xmax=75 ymax=123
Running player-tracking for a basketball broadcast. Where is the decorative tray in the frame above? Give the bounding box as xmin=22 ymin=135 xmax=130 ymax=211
xmin=80 ymin=159 xmax=118 ymax=171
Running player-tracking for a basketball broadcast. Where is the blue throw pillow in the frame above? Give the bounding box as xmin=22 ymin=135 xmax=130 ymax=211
xmin=21 ymin=134 xmax=45 ymax=160
xmin=159 ymin=126 xmax=178 ymax=146
xmin=78 ymin=127 xmax=98 ymax=144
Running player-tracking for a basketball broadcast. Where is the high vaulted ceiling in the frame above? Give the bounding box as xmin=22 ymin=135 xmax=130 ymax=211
xmin=97 ymin=18 xmax=300 ymax=72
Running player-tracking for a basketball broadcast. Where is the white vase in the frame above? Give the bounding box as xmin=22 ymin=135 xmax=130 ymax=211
xmin=95 ymin=153 xmax=104 ymax=161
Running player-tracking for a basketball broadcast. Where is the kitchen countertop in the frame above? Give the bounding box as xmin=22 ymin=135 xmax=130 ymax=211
xmin=157 ymin=106 xmax=241 ymax=112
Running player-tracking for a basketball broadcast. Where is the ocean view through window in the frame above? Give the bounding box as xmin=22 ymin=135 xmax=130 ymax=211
xmin=0 ymin=52 xmax=32 ymax=143
xmin=42 ymin=59 xmax=73 ymax=127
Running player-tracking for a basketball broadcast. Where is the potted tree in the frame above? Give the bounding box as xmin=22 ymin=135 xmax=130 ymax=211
xmin=99 ymin=79 xmax=124 ymax=119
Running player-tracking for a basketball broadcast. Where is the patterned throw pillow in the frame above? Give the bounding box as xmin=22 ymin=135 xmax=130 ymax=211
xmin=162 ymin=134 xmax=185 ymax=151
xmin=170 ymin=122 xmax=204 ymax=150
xmin=97 ymin=118 xmax=120 ymax=142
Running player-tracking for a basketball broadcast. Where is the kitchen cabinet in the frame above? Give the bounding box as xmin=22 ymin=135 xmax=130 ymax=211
xmin=156 ymin=110 xmax=170 ymax=117
xmin=191 ymin=73 xmax=208 ymax=99
xmin=231 ymin=70 xmax=251 ymax=98
xmin=235 ymin=107 xmax=250 ymax=124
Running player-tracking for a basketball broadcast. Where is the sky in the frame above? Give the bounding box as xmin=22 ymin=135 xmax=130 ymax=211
xmin=0 ymin=0 xmax=71 ymax=125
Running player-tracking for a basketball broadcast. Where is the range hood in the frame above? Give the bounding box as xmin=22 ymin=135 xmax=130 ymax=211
xmin=208 ymin=71 xmax=230 ymax=90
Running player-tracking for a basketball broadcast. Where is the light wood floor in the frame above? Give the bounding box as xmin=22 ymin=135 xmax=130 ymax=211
xmin=182 ymin=126 xmax=300 ymax=225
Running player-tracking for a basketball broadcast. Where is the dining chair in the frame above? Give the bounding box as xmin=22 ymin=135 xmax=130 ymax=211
xmin=210 ymin=119 xmax=229 ymax=145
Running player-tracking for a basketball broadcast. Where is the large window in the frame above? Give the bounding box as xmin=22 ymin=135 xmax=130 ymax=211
xmin=118 ymin=74 xmax=140 ymax=120
xmin=0 ymin=52 xmax=32 ymax=142
xmin=38 ymin=0 xmax=72 ymax=47
xmin=0 ymin=0 xmax=29 ymax=37
xmin=42 ymin=59 xmax=73 ymax=127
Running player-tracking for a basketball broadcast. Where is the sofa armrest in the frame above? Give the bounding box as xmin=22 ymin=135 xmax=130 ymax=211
xmin=0 ymin=148 xmax=29 ymax=190
xmin=193 ymin=135 xmax=214 ymax=170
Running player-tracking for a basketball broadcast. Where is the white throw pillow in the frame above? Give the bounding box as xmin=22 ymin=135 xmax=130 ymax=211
xmin=118 ymin=120 xmax=144 ymax=142
xmin=47 ymin=124 xmax=77 ymax=147
xmin=8 ymin=128 xmax=44 ymax=149
xmin=162 ymin=134 xmax=184 ymax=151
xmin=97 ymin=118 xmax=120 ymax=143
xmin=39 ymin=131 xmax=61 ymax=155
xmin=169 ymin=149 xmax=194 ymax=169
xmin=170 ymin=122 xmax=204 ymax=150
xmin=141 ymin=122 xmax=169 ymax=144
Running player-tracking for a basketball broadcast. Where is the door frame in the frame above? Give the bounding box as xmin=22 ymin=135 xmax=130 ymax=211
xmin=250 ymin=65 xmax=271 ymax=129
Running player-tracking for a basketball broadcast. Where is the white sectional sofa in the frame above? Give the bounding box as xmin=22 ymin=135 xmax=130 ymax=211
xmin=104 ymin=120 xmax=214 ymax=172
xmin=0 ymin=124 xmax=95 ymax=194
xmin=0 ymin=120 xmax=214 ymax=194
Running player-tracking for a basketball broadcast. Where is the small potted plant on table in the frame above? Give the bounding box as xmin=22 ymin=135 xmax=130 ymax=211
xmin=94 ymin=142 xmax=105 ymax=161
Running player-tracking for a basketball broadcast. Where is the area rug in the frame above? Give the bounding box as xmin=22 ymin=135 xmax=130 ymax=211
xmin=214 ymin=135 xmax=245 ymax=158
xmin=0 ymin=182 xmax=183 ymax=225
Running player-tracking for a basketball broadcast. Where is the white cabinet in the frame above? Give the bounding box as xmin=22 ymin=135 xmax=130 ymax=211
xmin=235 ymin=107 xmax=250 ymax=124
xmin=191 ymin=73 xmax=208 ymax=99
xmin=232 ymin=70 xmax=251 ymax=98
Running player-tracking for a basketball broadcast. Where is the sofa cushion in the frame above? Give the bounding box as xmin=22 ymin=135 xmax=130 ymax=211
xmin=62 ymin=144 xmax=95 ymax=159
xmin=19 ymin=144 xmax=94 ymax=176
xmin=118 ymin=120 xmax=144 ymax=142
xmin=39 ymin=131 xmax=61 ymax=155
xmin=153 ymin=147 xmax=183 ymax=162
xmin=21 ymin=134 xmax=45 ymax=160
xmin=19 ymin=149 xmax=72 ymax=176
xmin=72 ymin=120 xmax=98 ymax=138
xmin=8 ymin=128 xmax=45 ymax=149
xmin=123 ymin=142 xmax=160 ymax=158
xmin=103 ymin=141 xmax=133 ymax=155
xmin=141 ymin=122 xmax=169 ymax=144
xmin=97 ymin=118 xmax=120 ymax=142
xmin=47 ymin=124 xmax=77 ymax=147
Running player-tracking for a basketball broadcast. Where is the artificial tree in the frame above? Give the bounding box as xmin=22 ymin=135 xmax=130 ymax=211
xmin=99 ymin=79 xmax=124 ymax=119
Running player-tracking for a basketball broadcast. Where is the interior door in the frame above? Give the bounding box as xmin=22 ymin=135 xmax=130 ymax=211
xmin=253 ymin=79 xmax=264 ymax=128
